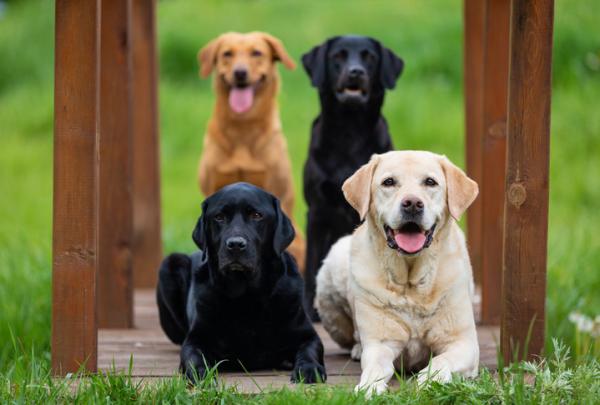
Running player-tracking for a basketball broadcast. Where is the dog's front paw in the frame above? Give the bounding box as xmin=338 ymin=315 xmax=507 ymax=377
xmin=291 ymin=362 xmax=327 ymax=384
xmin=417 ymin=357 xmax=452 ymax=386
xmin=354 ymin=380 xmax=387 ymax=398
xmin=181 ymin=363 xmax=207 ymax=384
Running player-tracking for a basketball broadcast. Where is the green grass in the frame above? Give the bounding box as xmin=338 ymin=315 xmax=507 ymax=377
xmin=1 ymin=0 xmax=600 ymax=402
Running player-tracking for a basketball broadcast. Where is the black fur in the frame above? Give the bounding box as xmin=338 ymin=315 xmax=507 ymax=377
xmin=157 ymin=183 xmax=326 ymax=384
xmin=301 ymin=35 xmax=404 ymax=320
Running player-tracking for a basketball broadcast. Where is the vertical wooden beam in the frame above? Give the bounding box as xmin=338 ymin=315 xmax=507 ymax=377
xmin=98 ymin=0 xmax=134 ymax=328
xmin=463 ymin=0 xmax=485 ymax=287
xmin=52 ymin=0 xmax=100 ymax=374
xmin=480 ymin=0 xmax=511 ymax=324
xmin=502 ymin=0 xmax=554 ymax=362
xmin=131 ymin=0 xmax=162 ymax=289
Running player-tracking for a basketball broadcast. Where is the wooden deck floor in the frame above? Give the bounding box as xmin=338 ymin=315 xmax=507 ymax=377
xmin=99 ymin=290 xmax=498 ymax=392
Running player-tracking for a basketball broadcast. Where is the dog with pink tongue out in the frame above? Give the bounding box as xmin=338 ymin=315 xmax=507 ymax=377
xmin=196 ymin=32 xmax=306 ymax=273
xmin=316 ymin=150 xmax=480 ymax=397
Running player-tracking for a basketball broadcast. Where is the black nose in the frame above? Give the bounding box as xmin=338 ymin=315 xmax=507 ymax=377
xmin=348 ymin=66 xmax=365 ymax=78
xmin=234 ymin=69 xmax=247 ymax=82
xmin=401 ymin=196 xmax=424 ymax=215
xmin=226 ymin=236 xmax=247 ymax=252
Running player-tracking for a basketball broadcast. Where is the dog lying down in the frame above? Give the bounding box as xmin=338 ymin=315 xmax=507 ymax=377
xmin=316 ymin=151 xmax=479 ymax=396
xmin=157 ymin=183 xmax=326 ymax=383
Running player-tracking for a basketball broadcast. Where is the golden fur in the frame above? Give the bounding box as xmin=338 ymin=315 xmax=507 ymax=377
xmin=197 ymin=32 xmax=305 ymax=272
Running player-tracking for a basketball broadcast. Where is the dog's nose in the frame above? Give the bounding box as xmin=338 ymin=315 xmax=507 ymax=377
xmin=233 ymin=69 xmax=248 ymax=82
xmin=401 ymin=196 xmax=424 ymax=215
xmin=348 ymin=66 xmax=365 ymax=78
xmin=226 ymin=237 xmax=247 ymax=252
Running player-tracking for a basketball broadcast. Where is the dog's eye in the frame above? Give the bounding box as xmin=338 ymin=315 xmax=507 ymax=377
xmin=334 ymin=50 xmax=348 ymax=61
xmin=360 ymin=50 xmax=373 ymax=61
xmin=251 ymin=49 xmax=263 ymax=57
xmin=424 ymin=177 xmax=438 ymax=187
xmin=214 ymin=213 xmax=226 ymax=222
xmin=381 ymin=177 xmax=396 ymax=187
xmin=250 ymin=211 xmax=263 ymax=220
xmin=222 ymin=50 xmax=233 ymax=58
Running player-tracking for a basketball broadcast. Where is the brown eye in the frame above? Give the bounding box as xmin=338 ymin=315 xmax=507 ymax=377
xmin=334 ymin=49 xmax=348 ymax=61
xmin=250 ymin=211 xmax=263 ymax=220
xmin=222 ymin=50 xmax=233 ymax=58
xmin=214 ymin=213 xmax=225 ymax=222
xmin=251 ymin=49 xmax=263 ymax=57
xmin=424 ymin=177 xmax=438 ymax=187
xmin=382 ymin=177 xmax=396 ymax=187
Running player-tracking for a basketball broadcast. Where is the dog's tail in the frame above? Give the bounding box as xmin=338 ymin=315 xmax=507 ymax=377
xmin=156 ymin=253 xmax=192 ymax=345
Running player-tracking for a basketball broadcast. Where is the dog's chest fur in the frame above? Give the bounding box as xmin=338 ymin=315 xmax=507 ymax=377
xmin=350 ymin=226 xmax=454 ymax=342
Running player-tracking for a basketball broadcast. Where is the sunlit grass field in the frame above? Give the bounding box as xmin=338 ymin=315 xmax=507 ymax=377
xmin=0 ymin=0 xmax=599 ymax=402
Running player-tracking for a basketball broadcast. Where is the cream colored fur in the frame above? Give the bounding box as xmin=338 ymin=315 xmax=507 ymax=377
xmin=316 ymin=150 xmax=479 ymax=396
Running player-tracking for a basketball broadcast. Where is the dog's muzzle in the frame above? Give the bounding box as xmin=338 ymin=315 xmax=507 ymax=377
xmin=384 ymin=222 xmax=437 ymax=255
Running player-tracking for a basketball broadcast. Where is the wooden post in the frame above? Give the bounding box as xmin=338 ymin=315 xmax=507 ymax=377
xmin=480 ymin=0 xmax=510 ymax=324
xmin=52 ymin=0 xmax=100 ymax=374
xmin=131 ymin=0 xmax=162 ymax=289
xmin=463 ymin=0 xmax=485 ymax=286
xmin=502 ymin=0 xmax=554 ymax=362
xmin=98 ymin=0 xmax=134 ymax=328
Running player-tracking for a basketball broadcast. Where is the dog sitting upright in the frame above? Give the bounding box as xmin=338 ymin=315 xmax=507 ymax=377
xmin=157 ymin=183 xmax=326 ymax=384
xmin=301 ymin=35 xmax=404 ymax=319
xmin=197 ymin=32 xmax=306 ymax=273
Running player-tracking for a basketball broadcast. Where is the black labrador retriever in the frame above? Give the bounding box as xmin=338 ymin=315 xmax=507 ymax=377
xmin=302 ymin=35 xmax=404 ymax=320
xmin=157 ymin=182 xmax=326 ymax=383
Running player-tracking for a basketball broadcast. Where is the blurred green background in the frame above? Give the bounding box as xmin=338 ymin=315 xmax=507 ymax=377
xmin=0 ymin=0 xmax=599 ymax=371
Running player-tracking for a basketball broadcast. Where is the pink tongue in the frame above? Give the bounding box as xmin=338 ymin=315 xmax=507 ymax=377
xmin=229 ymin=87 xmax=254 ymax=113
xmin=394 ymin=232 xmax=426 ymax=253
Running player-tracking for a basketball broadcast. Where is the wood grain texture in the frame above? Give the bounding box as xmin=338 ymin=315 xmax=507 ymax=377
xmin=502 ymin=0 xmax=554 ymax=362
xmin=480 ymin=0 xmax=510 ymax=325
xmin=463 ymin=0 xmax=485 ymax=285
xmin=52 ymin=0 xmax=100 ymax=375
xmin=98 ymin=0 xmax=134 ymax=329
xmin=131 ymin=0 xmax=162 ymax=289
xmin=98 ymin=290 xmax=498 ymax=390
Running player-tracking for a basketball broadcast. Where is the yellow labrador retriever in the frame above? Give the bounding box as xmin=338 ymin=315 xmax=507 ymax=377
xmin=316 ymin=151 xmax=479 ymax=395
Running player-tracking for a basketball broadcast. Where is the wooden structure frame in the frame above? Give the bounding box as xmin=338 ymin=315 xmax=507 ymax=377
xmin=52 ymin=0 xmax=554 ymax=375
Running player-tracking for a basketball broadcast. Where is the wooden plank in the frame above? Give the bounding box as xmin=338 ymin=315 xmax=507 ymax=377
xmin=131 ymin=0 xmax=162 ymax=289
xmin=52 ymin=0 xmax=100 ymax=375
xmin=480 ymin=0 xmax=511 ymax=325
xmin=502 ymin=0 xmax=554 ymax=362
xmin=98 ymin=0 xmax=134 ymax=328
xmin=463 ymin=0 xmax=485 ymax=285
xmin=98 ymin=290 xmax=498 ymax=385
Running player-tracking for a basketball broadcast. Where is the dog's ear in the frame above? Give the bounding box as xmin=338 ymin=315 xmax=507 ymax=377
xmin=440 ymin=156 xmax=479 ymax=221
xmin=374 ymin=40 xmax=404 ymax=90
xmin=302 ymin=37 xmax=338 ymax=89
xmin=260 ymin=32 xmax=296 ymax=70
xmin=198 ymin=35 xmax=225 ymax=79
xmin=272 ymin=197 xmax=295 ymax=256
xmin=342 ymin=155 xmax=380 ymax=221
xmin=192 ymin=200 xmax=209 ymax=250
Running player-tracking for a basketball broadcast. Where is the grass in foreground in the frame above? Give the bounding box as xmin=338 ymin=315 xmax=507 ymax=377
xmin=1 ymin=341 xmax=599 ymax=404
